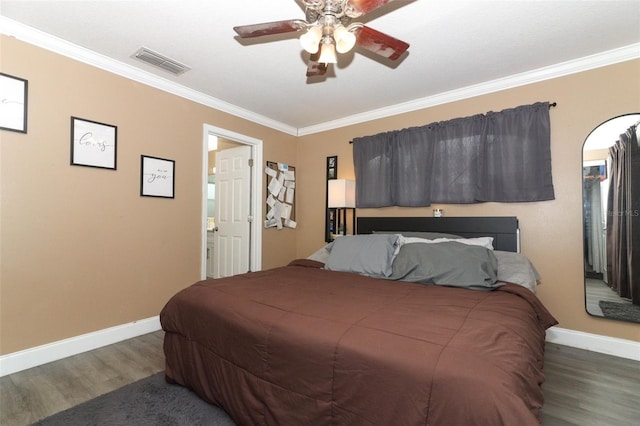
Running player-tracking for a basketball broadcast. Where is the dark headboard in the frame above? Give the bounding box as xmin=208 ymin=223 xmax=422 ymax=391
xmin=357 ymin=216 xmax=519 ymax=252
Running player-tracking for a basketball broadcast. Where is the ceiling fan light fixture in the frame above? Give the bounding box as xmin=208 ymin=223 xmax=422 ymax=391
xmin=318 ymin=37 xmax=338 ymax=64
xmin=233 ymin=1 xmax=409 ymax=78
xmin=300 ymin=25 xmax=323 ymax=54
xmin=333 ymin=24 xmax=357 ymax=53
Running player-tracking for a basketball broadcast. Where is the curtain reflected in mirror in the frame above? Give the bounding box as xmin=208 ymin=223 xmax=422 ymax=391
xmin=583 ymin=113 xmax=640 ymax=323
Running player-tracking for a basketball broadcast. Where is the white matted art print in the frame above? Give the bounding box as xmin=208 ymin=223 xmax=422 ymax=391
xmin=0 ymin=72 xmax=28 ymax=133
xmin=70 ymin=116 xmax=117 ymax=169
xmin=140 ymin=155 xmax=175 ymax=198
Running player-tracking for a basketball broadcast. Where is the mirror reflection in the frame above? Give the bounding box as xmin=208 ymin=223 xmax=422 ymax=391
xmin=583 ymin=113 xmax=640 ymax=323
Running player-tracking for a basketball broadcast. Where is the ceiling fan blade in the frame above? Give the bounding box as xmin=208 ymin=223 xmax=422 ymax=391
xmin=306 ymin=50 xmax=328 ymax=77
xmin=233 ymin=19 xmax=307 ymax=38
xmin=348 ymin=0 xmax=394 ymax=16
xmin=354 ymin=25 xmax=409 ymax=61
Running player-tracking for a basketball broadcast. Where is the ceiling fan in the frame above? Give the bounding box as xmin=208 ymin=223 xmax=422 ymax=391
xmin=233 ymin=0 xmax=410 ymax=77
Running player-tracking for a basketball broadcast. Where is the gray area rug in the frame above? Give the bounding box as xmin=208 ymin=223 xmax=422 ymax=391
xmin=599 ymin=300 xmax=640 ymax=322
xmin=31 ymin=372 xmax=236 ymax=426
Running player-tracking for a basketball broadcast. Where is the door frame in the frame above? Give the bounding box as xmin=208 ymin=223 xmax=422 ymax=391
xmin=201 ymin=124 xmax=263 ymax=279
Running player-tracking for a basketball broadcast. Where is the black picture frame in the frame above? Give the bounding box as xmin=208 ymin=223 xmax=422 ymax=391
xmin=327 ymin=155 xmax=337 ymax=179
xmin=140 ymin=155 xmax=175 ymax=198
xmin=70 ymin=116 xmax=117 ymax=170
xmin=0 ymin=72 xmax=28 ymax=133
xmin=325 ymin=155 xmax=338 ymax=242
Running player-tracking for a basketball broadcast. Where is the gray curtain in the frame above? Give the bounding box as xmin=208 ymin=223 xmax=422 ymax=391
xmin=353 ymin=132 xmax=395 ymax=207
xmin=478 ymin=103 xmax=554 ymax=201
xmin=353 ymin=102 xmax=555 ymax=207
xmin=606 ymin=124 xmax=639 ymax=304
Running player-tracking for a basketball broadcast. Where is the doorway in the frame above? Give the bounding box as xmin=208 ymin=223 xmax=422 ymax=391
xmin=202 ymin=124 xmax=262 ymax=279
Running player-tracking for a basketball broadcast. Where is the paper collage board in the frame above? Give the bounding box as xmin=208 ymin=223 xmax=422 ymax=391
xmin=265 ymin=161 xmax=296 ymax=229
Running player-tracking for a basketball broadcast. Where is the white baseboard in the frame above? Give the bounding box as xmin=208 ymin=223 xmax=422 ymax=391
xmin=1 ymin=320 xmax=636 ymax=377
xmin=0 ymin=316 xmax=161 ymax=377
xmin=546 ymin=326 xmax=640 ymax=361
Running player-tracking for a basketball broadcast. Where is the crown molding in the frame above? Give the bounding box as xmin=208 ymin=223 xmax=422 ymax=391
xmin=2 ymin=17 xmax=638 ymax=137
xmin=0 ymin=17 xmax=298 ymax=136
xmin=298 ymin=43 xmax=640 ymax=135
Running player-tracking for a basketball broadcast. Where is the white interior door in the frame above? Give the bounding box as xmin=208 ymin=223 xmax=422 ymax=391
xmin=213 ymin=145 xmax=252 ymax=278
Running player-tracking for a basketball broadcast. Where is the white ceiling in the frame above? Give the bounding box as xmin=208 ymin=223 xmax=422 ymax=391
xmin=1 ymin=1 xmax=639 ymax=135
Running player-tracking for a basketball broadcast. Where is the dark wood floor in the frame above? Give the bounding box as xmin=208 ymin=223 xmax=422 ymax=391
xmin=1 ymin=330 xmax=638 ymax=425
xmin=0 ymin=332 xmax=165 ymax=426
xmin=541 ymin=342 xmax=640 ymax=426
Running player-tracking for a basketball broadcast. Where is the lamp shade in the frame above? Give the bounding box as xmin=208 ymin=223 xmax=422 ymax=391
xmin=318 ymin=38 xmax=337 ymax=64
xmin=300 ymin=25 xmax=322 ymax=54
xmin=333 ymin=25 xmax=357 ymax=53
xmin=328 ymin=179 xmax=356 ymax=208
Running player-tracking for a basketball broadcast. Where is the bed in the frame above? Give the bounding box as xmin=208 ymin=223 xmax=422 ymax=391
xmin=160 ymin=216 xmax=557 ymax=425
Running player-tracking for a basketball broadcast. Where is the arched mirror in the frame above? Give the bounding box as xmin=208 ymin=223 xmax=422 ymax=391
xmin=583 ymin=113 xmax=640 ymax=323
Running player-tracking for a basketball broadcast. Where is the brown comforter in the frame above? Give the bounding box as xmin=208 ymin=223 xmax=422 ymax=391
xmin=160 ymin=259 xmax=557 ymax=426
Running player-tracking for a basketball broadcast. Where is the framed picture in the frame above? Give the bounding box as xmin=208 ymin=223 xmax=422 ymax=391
xmin=327 ymin=155 xmax=337 ymax=180
xmin=0 ymin=72 xmax=28 ymax=133
xmin=140 ymin=155 xmax=175 ymax=198
xmin=325 ymin=155 xmax=338 ymax=242
xmin=70 ymin=116 xmax=117 ymax=169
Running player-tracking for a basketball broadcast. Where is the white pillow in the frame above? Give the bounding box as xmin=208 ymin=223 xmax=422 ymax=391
xmin=398 ymin=235 xmax=495 ymax=250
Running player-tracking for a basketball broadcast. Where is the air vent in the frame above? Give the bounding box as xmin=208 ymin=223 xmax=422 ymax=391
xmin=132 ymin=47 xmax=191 ymax=75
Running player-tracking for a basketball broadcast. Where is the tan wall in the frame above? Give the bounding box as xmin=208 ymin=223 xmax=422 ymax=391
xmin=2 ymin=35 xmax=638 ymax=356
xmin=0 ymin=36 xmax=297 ymax=354
xmin=296 ymin=59 xmax=640 ymax=343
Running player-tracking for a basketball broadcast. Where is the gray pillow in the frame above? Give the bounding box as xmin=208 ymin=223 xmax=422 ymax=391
xmin=494 ymin=250 xmax=540 ymax=293
xmin=325 ymin=234 xmax=400 ymax=278
xmin=390 ymin=242 xmax=500 ymax=291
xmin=306 ymin=245 xmax=331 ymax=264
